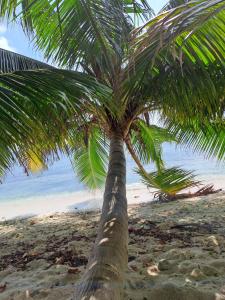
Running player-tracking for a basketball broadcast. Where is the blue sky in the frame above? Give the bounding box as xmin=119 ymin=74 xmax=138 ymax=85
xmin=0 ymin=0 xmax=168 ymax=61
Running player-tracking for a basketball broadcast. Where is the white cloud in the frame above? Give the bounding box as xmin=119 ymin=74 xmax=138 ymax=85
xmin=0 ymin=24 xmax=7 ymax=33
xmin=0 ymin=37 xmax=15 ymax=52
xmin=0 ymin=23 xmax=16 ymax=52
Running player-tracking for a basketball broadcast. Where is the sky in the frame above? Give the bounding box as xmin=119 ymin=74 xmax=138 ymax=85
xmin=0 ymin=0 xmax=168 ymax=61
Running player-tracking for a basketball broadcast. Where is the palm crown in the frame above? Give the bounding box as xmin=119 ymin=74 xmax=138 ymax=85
xmin=0 ymin=0 xmax=225 ymax=298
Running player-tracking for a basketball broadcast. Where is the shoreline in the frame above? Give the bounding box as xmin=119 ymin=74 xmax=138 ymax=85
xmin=1 ymin=192 xmax=225 ymax=299
xmin=0 ymin=184 xmax=152 ymax=220
xmin=1 ymin=179 xmax=224 ymax=221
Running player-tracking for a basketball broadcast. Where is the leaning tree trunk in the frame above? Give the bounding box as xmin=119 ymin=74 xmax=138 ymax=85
xmin=76 ymin=134 xmax=128 ymax=300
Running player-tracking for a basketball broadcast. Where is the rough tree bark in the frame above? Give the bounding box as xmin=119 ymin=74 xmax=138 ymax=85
xmin=76 ymin=134 xmax=128 ymax=299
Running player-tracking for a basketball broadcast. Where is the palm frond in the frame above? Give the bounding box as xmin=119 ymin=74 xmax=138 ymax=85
xmin=125 ymin=0 xmax=225 ymax=119
xmin=123 ymin=0 xmax=154 ymax=23
xmin=129 ymin=120 xmax=175 ymax=170
xmin=20 ymin=148 xmax=48 ymax=174
xmin=165 ymin=119 xmax=225 ymax=161
xmin=0 ymin=68 xmax=111 ymax=178
xmin=0 ymin=136 xmax=16 ymax=178
xmin=0 ymin=1 xmax=128 ymax=73
xmin=161 ymin=0 xmax=191 ymax=12
xmin=0 ymin=68 xmax=112 ymax=121
xmin=131 ymin=0 xmax=225 ymax=69
xmin=137 ymin=166 xmax=201 ymax=195
xmin=0 ymin=48 xmax=52 ymax=73
xmin=0 ymin=0 xmax=154 ymax=82
xmin=73 ymin=128 xmax=109 ymax=189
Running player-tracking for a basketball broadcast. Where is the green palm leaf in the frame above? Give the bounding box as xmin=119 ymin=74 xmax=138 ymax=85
xmin=0 ymin=1 xmax=125 ymax=68
xmin=0 ymin=48 xmax=52 ymax=73
xmin=161 ymin=0 xmax=191 ymax=11
xmin=0 ymin=68 xmax=112 ymax=179
xmin=124 ymin=0 xmax=225 ymax=120
xmin=123 ymin=0 xmax=154 ymax=22
xmin=131 ymin=0 xmax=225 ymax=70
xmin=73 ymin=128 xmax=109 ymax=189
xmin=0 ymin=68 xmax=112 ymax=119
xmin=165 ymin=119 xmax=225 ymax=161
xmin=129 ymin=120 xmax=175 ymax=170
xmin=0 ymin=0 xmax=154 ymax=83
xmin=137 ymin=166 xmax=201 ymax=195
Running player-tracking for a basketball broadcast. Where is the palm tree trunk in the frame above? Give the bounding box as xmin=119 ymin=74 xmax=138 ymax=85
xmin=76 ymin=134 xmax=128 ymax=300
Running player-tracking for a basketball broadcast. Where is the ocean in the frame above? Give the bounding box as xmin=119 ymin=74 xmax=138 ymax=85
xmin=0 ymin=143 xmax=224 ymax=219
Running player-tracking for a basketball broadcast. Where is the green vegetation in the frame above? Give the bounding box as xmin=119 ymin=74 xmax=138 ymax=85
xmin=0 ymin=0 xmax=225 ymax=298
xmin=137 ymin=167 xmax=200 ymax=199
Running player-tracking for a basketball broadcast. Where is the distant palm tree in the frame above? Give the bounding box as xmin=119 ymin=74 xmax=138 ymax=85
xmin=0 ymin=0 xmax=225 ymax=298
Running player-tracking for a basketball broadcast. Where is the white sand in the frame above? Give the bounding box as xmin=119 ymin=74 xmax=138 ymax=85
xmin=0 ymin=184 xmax=152 ymax=220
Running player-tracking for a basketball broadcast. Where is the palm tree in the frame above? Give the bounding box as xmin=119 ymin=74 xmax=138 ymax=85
xmin=0 ymin=0 xmax=225 ymax=298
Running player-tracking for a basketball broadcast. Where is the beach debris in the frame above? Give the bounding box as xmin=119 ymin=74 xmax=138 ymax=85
xmin=25 ymin=290 xmax=30 ymax=298
xmin=158 ymin=259 xmax=173 ymax=271
xmin=47 ymin=250 xmax=88 ymax=268
xmin=128 ymin=255 xmax=136 ymax=262
xmin=170 ymin=222 xmax=215 ymax=234
xmin=68 ymin=267 xmax=81 ymax=274
xmin=55 ymin=256 xmax=64 ymax=264
xmin=155 ymin=184 xmax=222 ymax=202
xmin=0 ymin=283 xmax=7 ymax=293
xmin=29 ymin=220 xmax=37 ymax=225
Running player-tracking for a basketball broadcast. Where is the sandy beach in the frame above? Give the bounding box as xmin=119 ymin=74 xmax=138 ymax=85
xmin=0 ymin=0 xmax=225 ymax=299
xmin=1 ymin=192 xmax=225 ymax=299
xmin=0 ymin=184 xmax=153 ymax=221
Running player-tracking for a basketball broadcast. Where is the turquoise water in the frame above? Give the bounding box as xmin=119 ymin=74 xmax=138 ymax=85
xmin=0 ymin=143 xmax=224 ymax=203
